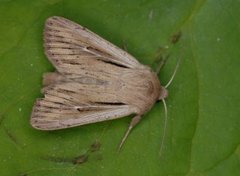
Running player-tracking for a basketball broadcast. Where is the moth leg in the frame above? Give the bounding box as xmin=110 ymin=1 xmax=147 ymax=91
xmin=123 ymin=44 xmax=128 ymax=52
xmin=156 ymin=54 xmax=170 ymax=74
xmin=121 ymin=40 xmax=128 ymax=52
xmin=118 ymin=115 xmax=142 ymax=151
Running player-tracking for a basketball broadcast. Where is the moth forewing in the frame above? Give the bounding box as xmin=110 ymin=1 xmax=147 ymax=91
xmin=31 ymin=16 xmax=167 ymax=150
xmin=44 ymin=16 xmax=144 ymax=69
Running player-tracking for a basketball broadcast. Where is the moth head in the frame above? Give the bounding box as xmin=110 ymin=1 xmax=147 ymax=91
xmin=158 ymin=86 xmax=168 ymax=100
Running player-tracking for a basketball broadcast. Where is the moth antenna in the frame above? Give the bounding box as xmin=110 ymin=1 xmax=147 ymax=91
xmin=118 ymin=115 xmax=142 ymax=152
xmin=159 ymin=98 xmax=168 ymax=157
xmin=164 ymin=57 xmax=181 ymax=88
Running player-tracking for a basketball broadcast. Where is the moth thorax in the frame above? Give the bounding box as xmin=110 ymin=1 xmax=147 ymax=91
xmin=158 ymin=86 xmax=168 ymax=100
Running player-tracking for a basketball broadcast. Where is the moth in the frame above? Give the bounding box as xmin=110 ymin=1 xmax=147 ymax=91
xmin=31 ymin=16 xmax=176 ymax=150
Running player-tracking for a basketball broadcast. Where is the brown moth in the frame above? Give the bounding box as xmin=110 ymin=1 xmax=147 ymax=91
xmin=31 ymin=16 xmax=171 ymax=150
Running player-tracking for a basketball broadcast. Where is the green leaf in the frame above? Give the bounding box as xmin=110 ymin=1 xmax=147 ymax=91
xmin=0 ymin=0 xmax=239 ymax=175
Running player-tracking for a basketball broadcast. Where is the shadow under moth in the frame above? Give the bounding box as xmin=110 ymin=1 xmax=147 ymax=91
xmin=31 ymin=16 xmax=177 ymax=151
